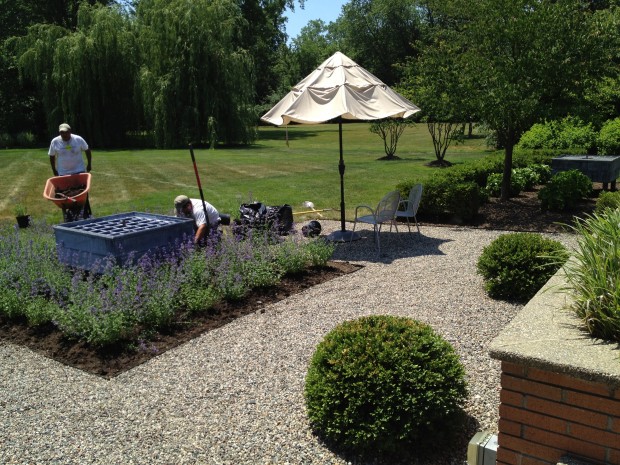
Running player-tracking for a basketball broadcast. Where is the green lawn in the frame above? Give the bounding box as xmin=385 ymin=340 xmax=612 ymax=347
xmin=0 ymin=123 xmax=495 ymax=223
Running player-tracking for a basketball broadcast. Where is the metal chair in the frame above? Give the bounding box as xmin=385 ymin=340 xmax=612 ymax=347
xmin=351 ymin=190 xmax=401 ymax=255
xmin=397 ymin=183 xmax=423 ymax=238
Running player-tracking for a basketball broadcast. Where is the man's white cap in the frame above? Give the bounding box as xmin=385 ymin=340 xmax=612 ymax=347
xmin=174 ymin=195 xmax=190 ymax=212
xmin=58 ymin=123 xmax=71 ymax=132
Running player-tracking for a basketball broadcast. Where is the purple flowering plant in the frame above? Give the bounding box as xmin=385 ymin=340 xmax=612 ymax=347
xmin=0 ymin=221 xmax=334 ymax=347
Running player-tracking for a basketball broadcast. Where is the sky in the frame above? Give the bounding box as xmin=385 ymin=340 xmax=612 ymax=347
xmin=283 ymin=0 xmax=348 ymax=41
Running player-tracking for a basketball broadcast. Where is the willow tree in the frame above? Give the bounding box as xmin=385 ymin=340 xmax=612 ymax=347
xmin=12 ymin=3 xmax=139 ymax=147
xmin=7 ymin=24 xmax=68 ymax=137
xmin=137 ymin=0 xmax=256 ymax=148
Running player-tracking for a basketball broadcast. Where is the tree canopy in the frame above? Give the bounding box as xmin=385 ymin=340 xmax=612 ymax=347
xmin=330 ymin=0 xmax=425 ymax=85
xmin=1 ymin=0 xmax=619 ymax=154
xmin=12 ymin=4 xmax=139 ymax=147
xmin=417 ymin=0 xmax=620 ymax=199
xmin=137 ymin=0 xmax=256 ymax=147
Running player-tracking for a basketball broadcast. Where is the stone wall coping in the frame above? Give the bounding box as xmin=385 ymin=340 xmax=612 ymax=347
xmin=489 ymin=268 xmax=620 ymax=389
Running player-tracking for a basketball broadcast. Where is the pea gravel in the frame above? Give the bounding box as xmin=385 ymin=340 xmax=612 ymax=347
xmin=0 ymin=221 xmax=575 ymax=465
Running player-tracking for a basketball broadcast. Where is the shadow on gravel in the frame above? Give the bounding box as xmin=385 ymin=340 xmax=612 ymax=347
xmin=313 ymin=411 xmax=481 ymax=465
xmin=331 ymin=230 xmax=453 ymax=264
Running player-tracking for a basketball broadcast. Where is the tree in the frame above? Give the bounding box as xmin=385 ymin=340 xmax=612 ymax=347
xmin=400 ymin=23 xmax=472 ymax=167
xmin=137 ymin=0 xmax=256 ymax=148
xmin=430 ymin=0 xmax=619 ymax=200
xmin=290 ymin=20 xmax=339 ymax=79
xmin=1 ymin=0 xmax=116 ymax=140
xmin=369 ymin=118 xmax=416 ymax=159
xmin=12 ymin=3 xmax=139 ymax=147
xmin=236 ymin=0 xmax=296 ymax=103
xmin=332 ymin=0 xmax=425 ymax=85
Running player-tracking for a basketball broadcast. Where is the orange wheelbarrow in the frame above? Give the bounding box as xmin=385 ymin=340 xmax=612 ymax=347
xmin=43 ymin=173 xmax=92 ymax=222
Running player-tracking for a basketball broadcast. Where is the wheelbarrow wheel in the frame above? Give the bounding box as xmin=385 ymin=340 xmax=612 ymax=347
xmin=62 ymin=196 xmax=92 ymax=222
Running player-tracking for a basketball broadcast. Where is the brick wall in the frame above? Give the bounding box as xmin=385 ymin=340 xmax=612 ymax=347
xmin=497 ymin=361 xmax=620 ymax=465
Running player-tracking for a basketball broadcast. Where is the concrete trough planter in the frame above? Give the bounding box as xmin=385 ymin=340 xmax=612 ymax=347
xmin=54 ymin=212 xmax=194 ymax=271
xmin=489 ymin=269 xmax=620 ymax=465
xmin=551 ymin=155 xmax=620 ymax=189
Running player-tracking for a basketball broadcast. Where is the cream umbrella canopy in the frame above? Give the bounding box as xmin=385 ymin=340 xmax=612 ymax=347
xmin=261 ymin=51 xmax=421 ymax=242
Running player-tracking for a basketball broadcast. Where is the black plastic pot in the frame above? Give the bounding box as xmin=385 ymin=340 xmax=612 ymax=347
xmin=16 ymin=215 xmax=30 ymax=228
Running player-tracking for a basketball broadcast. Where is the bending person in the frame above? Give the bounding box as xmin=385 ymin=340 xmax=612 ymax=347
xmin=174 ymin=195 xmax=221 ymax=244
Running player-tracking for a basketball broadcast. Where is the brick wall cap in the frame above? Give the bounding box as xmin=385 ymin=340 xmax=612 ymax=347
xmin=489 ymin=268 xmax=620 ymax=388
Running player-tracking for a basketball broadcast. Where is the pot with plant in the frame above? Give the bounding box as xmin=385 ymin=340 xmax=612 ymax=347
xmin=14 ymin=204 xmax=30 ymax=228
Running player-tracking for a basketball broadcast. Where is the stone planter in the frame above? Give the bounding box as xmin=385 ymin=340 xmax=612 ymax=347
xmin=489 ymin=269 xmax=620 ymax=465
xmin=53 ymin=212 xmax=194 ymax=271
xmin=551 ymin=155 xmax=620 ymax=190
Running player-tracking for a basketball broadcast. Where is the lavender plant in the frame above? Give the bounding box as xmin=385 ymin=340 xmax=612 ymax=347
xmin=0 ymin=224 xmax=68 ymax=324
xmin=0 ymin=223 xmax=334 ymax=347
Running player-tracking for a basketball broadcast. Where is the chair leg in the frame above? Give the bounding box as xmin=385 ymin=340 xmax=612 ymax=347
xmin=414 ymin=216 xmax=421 ymax=237
xmin=350 ymin=221 xmax=358 ymax=244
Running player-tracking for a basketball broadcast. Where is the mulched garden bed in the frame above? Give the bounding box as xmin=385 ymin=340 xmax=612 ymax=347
xmin=0 ymin=261 xmax=361 ymax=378
xmin=0 ymin=183 xmax=604 ymax=377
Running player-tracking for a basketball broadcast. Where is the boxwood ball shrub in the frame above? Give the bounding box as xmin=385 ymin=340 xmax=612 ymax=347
xmin=305 ymin=315 xmax=467 ymax=457
xmin=595 ymin=190 xmax=620 ymax=214
xmin=538 ymin=169 xmax=592 ymax=211
xmin=477 ymin=233 xmax=568 ymax=302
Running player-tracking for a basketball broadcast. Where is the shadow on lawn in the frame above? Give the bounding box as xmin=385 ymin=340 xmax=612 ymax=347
xmin=257 ymin=127 xmax=333 ymax=141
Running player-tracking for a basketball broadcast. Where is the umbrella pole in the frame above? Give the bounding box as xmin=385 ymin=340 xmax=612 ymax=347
xmin=327 ymin=121 xmax=360 ymax=242
xmin=339 ymin=122 xmax=346 ymax=232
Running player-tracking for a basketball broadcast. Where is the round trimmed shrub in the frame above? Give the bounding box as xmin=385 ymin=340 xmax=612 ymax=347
xmin=595 ymin=190 xmax=620 ymax=214
xmin=305 ymin=315 xmax=467 ymax=456
xmin=477 ymin=233 xmax=568 ymax=302
xmin=538 ymin=169 xmax=592 ymax=211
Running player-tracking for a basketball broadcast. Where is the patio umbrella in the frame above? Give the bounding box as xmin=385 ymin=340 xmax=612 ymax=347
xmin=261 ymin=51 xmax=421 ymax=241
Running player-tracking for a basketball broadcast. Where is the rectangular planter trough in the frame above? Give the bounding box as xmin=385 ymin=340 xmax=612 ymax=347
xmin=54 ymin=212 xmax=194 ymax=271
xmin=551 ymin=154 xmax=620 ymax=189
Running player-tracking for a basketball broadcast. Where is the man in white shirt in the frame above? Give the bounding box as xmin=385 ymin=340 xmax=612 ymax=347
xmin=174 ymin=195 xmax=222 ymax=244
xmin=48 ymin=123 xmax=92 ymax=176
xmin=48 ymin=123 xmax=93 ymax=218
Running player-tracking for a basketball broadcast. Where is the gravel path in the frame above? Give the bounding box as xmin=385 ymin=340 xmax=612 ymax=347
xmin=0 ymin=221 xmax=575 ymax=465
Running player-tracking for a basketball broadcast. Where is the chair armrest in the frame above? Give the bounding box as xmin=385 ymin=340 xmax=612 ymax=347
xmin=354 ymin=204 xmax=375 ymax=218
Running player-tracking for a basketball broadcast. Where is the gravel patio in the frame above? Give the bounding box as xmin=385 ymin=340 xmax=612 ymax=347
xmin=0 ymin=221 xmax=575 ymax=465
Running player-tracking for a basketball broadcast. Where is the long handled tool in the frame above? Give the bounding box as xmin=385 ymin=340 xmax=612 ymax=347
xmin=188 ymin=144 xmax=210 ymax=229
xmin=292 ymin=201 xmax=333 ymax=217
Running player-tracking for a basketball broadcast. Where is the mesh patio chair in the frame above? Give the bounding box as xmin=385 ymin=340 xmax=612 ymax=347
xmin=397 ymin=183 xmax=423 ymax=238
xmin=351 ymin=190 xmax=401 ymax=255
